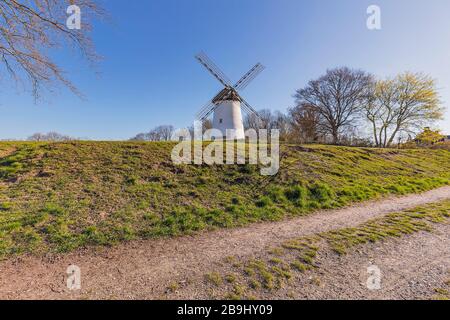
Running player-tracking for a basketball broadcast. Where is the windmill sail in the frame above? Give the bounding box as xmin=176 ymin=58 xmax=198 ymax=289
xmin=195 ymin=52 xmax=264 ymax=139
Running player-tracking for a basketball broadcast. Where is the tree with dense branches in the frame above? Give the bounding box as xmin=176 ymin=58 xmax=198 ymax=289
xmin=294 ymin=67 xmax=373 ymax=144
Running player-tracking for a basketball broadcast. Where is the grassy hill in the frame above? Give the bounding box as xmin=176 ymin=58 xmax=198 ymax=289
xmin=0 ymin=141 xmax=449 ymax=258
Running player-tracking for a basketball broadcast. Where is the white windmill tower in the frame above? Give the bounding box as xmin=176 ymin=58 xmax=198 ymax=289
xmin=195 ymin=52 xmax=264 ymax=140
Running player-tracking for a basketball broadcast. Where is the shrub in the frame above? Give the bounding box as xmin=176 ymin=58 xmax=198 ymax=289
xmin=255 ymin=196 xmax=272 ymax=208
xmin=308 ymin=183 xmax=334 ymax=202
xmin=284 ymin=185 xmax=308 ymax=207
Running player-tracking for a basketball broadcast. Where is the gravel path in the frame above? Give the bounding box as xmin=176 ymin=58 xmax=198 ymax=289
xmin=269 ymin=223 xmax=450 ymax=300
xmin=0 ymin=186 xmax=449 ymax=299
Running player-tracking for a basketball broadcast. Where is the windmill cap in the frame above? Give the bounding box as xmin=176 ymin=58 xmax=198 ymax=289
xmin=212 ymin=88 xmax=242 ymax=104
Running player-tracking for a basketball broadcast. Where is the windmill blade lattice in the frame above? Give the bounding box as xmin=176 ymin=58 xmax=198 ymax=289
xmin=195 ymin=52 xmax=232 ymax=88
xmin=234 ymin=63 xmax=265 ymax=91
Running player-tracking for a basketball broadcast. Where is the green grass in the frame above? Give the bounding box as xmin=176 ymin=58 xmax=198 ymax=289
xmin=0 ymin=141 xmax=449 ymax=258
xmin=205 ymin=272 xmax=223 ymax=286
xmin=213 ymin=199 xmax=450 ymax=299
xmin=322 ymin=201 xmax=450 ymax=255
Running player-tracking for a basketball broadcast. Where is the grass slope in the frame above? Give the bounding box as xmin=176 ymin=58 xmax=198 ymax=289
xmin=0 ymin=141 xmax=449 ymax=258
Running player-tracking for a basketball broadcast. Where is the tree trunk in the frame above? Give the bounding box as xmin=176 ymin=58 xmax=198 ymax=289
xmin=386 ymin=125 xmax=401 ymax=148
xmin=332 ymin=129 xmax=339 ymax=145
xmin=378 ymin=125 xmax=384 ymax=148
xmin=371 ymin=120 xmax=379 ymax=147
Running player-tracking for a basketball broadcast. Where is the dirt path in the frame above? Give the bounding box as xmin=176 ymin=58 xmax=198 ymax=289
xmin=0 ymin=186 xmax=449 ymax=300
xmin=266 ymin=223 xmax=450 ymax=300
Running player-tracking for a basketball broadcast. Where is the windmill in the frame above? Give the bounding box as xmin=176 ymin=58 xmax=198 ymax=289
xmin=195 ymin=52 xmax=265 ymax=140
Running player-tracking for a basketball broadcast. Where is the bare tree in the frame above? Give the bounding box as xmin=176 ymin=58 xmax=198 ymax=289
xmin=0 ymin=0 xmax=103 ymax=99
xmin=187 ymin=119 xmax=212 ymax=138
xmin=364 ymin=72 xmax=444 ymax=147
xmin=146 ymin=130 xmax=160 ymax=141
xmin=27 ymin=132 xmax=45 ymax=142
xmin=130 ymin=125 xmax=176 ymax=141
xmin=244 ymin=109 xmax=274 ymax=130
xmin=202 ymin=119 xmax=212 ymax=132
xmin=153 ymin=125 xmax=174 ymax=141
xmin=272 ymin=111 xmax=291 ymax=141
xmin=289 ymin=103 xmax=322 ymax=143
xmin=28 ymin=131 xmax=73 ymax=141
xmin=258 ymin=109 xmax=274 ymax=130
xmin=243 ymin=113 xmax=260 ymax=130
xmin=294 ymin=67 xmax=373 ymax=144
xmin=129 ymin=133 xmax=147 ymax=141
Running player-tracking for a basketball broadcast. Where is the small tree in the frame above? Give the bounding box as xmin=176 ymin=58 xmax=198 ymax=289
xmin=414 ymin=127 xmax=445 ymax=146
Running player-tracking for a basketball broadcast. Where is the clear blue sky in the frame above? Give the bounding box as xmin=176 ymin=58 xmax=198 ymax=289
xmin=1 ymin=0 xmax=450 ymax=140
